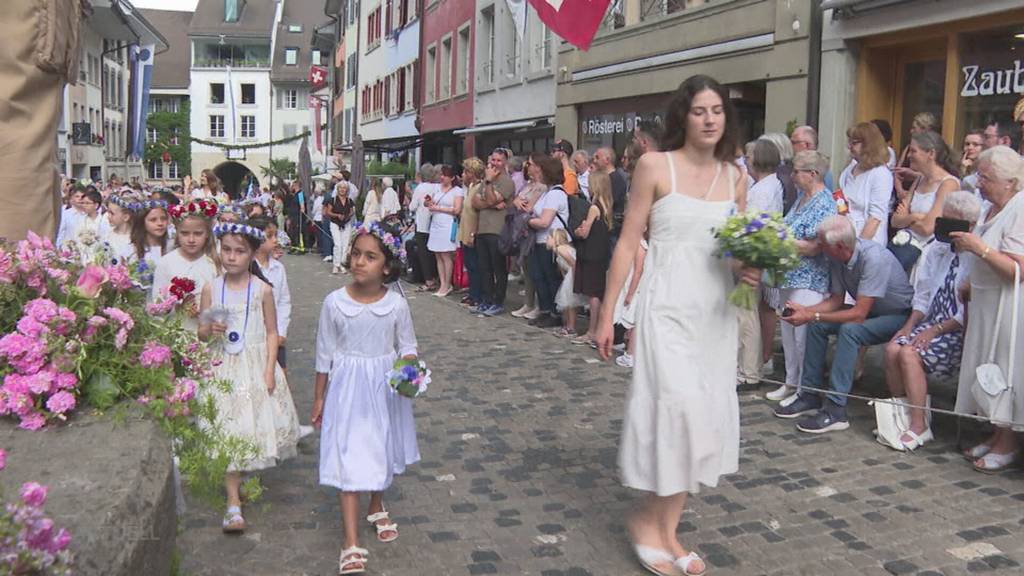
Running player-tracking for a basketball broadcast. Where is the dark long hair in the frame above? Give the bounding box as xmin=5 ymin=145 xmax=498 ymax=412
xmin=130 ymin=206 xmax=170 ymax=261
xmin=660 ymin=75 xmax=738 ymax=162
xmin=439 ymin=164 xmax=462 ymax=188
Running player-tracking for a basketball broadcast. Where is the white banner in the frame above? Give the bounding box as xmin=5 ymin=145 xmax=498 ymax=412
xmin=505 ymin=0 xmax=528 ymax=42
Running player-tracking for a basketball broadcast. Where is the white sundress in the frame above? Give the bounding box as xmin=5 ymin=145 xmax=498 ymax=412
xmin=208 ymin=276 xmax=301 ymax=472
xmin=555 ymin=246 xmax=586 ymax=312
xmin=316 ymin=287 xmax=420 ymax=492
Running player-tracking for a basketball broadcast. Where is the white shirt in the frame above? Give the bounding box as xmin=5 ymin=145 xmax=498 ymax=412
xmin=258 ymin=192 xmax=273 ymax=207
xmin=747 ymin=173 xmax=784 ymax=215
xmin=151 ymin=249 xmax=218 ymax=305
xmin=261 ymin=257 xmax=292 ymax=338
xmin=103 ymin=230 xmax=134 ymax=266
xmin=532 ymin=186 xmax=569 ymax=244
xmin=911 ymin=241 xmax=968 ymax=324
xmin=312 ymin=196 xmax=325 ymax=222
xmin=410 ymin=183 xmax=437 ymax=233
xmin=56 ymin=207 xmax=85 ymax=247
xmin=577 ymin=171 xmax=590 ymax=201
xmin=839 ymin=161 xmax=893 ymax=246
xmin=381 ymin=186 xmax=401 ymax=217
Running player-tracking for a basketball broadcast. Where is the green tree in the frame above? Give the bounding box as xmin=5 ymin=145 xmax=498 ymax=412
xmin=144 ymin=100 xmax=191 ymax=176
xmin=260 ymin=157 xmax=297 ymax=181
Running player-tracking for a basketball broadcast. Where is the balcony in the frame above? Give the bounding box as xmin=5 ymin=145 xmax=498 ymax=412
xmin=193 ymin=40 xmax=271 ymax=70
xmin=193 ymin=58 xmax=271 ymax=69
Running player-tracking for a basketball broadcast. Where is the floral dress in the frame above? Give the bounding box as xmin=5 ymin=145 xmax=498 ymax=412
xmin=895 ymin=244 xmax=967 ymax=376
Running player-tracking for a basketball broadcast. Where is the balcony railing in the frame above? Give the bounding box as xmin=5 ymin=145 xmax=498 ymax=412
xmin=641 ymin=0 xmax=687 ymax=21
xmin=193 ymin=58 xmax=271 ymax=69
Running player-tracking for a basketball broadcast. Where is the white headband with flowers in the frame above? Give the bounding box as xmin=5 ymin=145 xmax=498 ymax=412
xmin=213 ymin=223 xmax=267 ymax=242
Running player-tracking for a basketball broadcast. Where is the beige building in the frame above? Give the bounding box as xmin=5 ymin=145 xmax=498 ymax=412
xmin=556 ymin=0 xmax=816 ymax=154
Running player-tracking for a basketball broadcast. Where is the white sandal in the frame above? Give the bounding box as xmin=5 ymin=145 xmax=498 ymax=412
xmin=675 ymin=551 xmax=707 ymax=576
xmin=221 ymin=506 xmax=246 ymax=534
xmin=338 ymin=546 xmax=368 ymax=575
xmin=366 ymin=510 xmax=399 ymax=543
xmin=963 ymin=442 xmax=993 ymax=461
xmin=634 ymin=544 xmax=679 ymax=576
xmin=899 ymin=428 xmax=934 ymax=451
xmin=973 ymin=451 xmax=1018 ymax=474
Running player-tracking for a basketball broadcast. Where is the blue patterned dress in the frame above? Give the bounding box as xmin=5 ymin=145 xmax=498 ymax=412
xmin=895 ymin=253 xmax=964 ymax=376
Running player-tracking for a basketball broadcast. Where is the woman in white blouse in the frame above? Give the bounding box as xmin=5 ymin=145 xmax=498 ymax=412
xmin=839 ymin=122 xmax=894 ymax=246
xmin=381 ymin=176 xmax=401 ymax=218
xmin=883 ymin=192 xmax=981 ymax=451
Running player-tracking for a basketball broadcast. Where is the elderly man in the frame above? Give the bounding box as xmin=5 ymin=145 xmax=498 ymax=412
xmin=790 ymin=125 xmax=833 ymax=191
xmin=775 ymin=216 xmax=914 ymax=433
xmin=594 ymin=147 xmax=628 ymax=248
xmin=572 ymin=150 xmax=591 ymax=200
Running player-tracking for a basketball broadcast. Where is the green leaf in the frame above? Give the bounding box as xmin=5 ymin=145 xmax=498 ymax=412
xmin=83 ymin=371 xmax=121 ymax=409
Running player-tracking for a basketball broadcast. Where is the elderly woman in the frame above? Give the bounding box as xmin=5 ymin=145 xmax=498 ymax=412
xmin=884 ymin=191 xmax=982 ymax=451
xmin=953 ymin=146 xmax=1024 ymax=473
xmin=890 ymin=130 xmax=960 ymax=271
xmin=768 ymin=151 xmax=838 ymax=402
xmin=510 ymin=157 xmax=549 ymax=320
xmin=381 ymin=177 xmax=401 ymax=218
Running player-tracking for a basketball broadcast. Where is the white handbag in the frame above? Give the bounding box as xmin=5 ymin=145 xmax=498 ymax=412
xmin=873 ymin=396 xmax=932 ymax=451
xmin=971 ymin=261 xmax=1019 ymax=424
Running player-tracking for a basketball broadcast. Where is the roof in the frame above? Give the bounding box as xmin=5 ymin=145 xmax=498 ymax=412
xmin=189 ymin=0 xmax=277 ymax=39
xmin=271 ymin=0 xmax=331 ymax=82
xmin=138 ymin=9 xmax=193 ymax=89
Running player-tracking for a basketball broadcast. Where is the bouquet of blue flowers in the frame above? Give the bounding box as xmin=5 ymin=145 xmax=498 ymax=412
xmin=713 ymin=212 xmax=799 ymax=309
xmin=386 ymin=358 xmax=431 ymax=398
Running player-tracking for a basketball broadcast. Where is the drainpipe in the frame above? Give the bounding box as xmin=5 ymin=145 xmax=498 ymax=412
xmin=805 ymin=0 xmax=823 ymax=127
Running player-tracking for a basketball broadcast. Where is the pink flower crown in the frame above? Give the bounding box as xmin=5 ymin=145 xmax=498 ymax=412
xmin=353 ymin=221 xmax=406 ymax=261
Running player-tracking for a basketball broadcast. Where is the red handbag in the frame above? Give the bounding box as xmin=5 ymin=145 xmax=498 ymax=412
xmin=452 ymin=247 xmax=469 ymax=289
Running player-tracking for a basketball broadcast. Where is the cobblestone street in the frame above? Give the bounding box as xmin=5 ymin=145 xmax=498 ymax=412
xmin=179 ymin=254 xmax=1024 ymax=576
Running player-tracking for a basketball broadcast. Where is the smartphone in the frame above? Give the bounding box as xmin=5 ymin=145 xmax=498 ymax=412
xmin=935 ymin=217 xmax=969 ymax=243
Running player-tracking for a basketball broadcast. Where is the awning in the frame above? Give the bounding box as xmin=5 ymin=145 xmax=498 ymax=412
xmin=452 ymin=119 xmax=553 ymax=135
xmin=89 ymin=0 xmax=169 ymax=51
xmin=821 ymin=0 xmax=910 ymax=17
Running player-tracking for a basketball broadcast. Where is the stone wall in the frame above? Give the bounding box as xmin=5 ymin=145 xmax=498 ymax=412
xmin=0 ymin=412 xmax=176 ymax=576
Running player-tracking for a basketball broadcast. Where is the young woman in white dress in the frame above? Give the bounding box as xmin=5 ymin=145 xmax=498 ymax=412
xmin=311 ymin=223 xmax=420 ymax=575
xmin=426 ymin=165 xmax=465 ymax=297
xmin=596 ymin=75 xmax=760 ymax=576
xmin=197 ymin=223 xmax=301 ymax=534
xmin=152 ymin=201 xmax=221 ymax=330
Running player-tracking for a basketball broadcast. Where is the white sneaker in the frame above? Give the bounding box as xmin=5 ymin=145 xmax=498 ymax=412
xmin=322 ymin=255 xmax=333 ymax=262
xmin=761 ymin=359 xmax=774 ymax=376
xmin=332 ymin=266 xmax=340 ymax=275
xmin=615 ymin=353 xmax=634 ymax=368
xmin=612 ymin=342 xmax=626 ymax=352
xmin=508 ymin=273 xmax=522 ymax=283
xmin=523 ymin=307 xmax=542 ymax=320
xmin=510 ymin=304 xmax=531 ymax=318
xmin=766 ymin=384 xmax=790 ymax=401
xmin=779 ymin=392 xmax=800 ymax=407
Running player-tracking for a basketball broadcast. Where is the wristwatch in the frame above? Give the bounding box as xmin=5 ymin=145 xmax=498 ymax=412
xmin=814 ymin=312 xmax=821 ymax=323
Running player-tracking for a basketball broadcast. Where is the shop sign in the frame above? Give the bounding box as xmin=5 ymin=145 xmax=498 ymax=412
xmin=580 ymin=113 xmax=661 ymax=136
xmin=960 ymin=59 xmax=1024 ymax=97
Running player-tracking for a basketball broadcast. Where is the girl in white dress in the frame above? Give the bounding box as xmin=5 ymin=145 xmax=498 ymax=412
xmin=549 ymin=229 xmax=585 ymax=337
xmin=197 ymin=222 xmax=301 ymax=534
xmin=103 ymin=194 xmax=137 ymax=266
xmin=152 ymin=200 xmax=221 ymax=330
xmin=596 ymin=75 xmax=759 ymax=576
xmin=311 ymin=222 xmax=420 ymax=576
xmin=129 ymin=200 xmax=172 ymax=288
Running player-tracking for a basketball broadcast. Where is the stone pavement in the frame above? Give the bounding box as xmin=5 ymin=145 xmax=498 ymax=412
xmin=178 ymin=253 xmax=1024 ymax=576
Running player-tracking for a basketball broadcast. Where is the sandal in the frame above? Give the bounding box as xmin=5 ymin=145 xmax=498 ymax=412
xmin=221 ymin=506 xmax=246 ymax=534
xmin=973 ymin=451 xmax=1018 ymax=474
xmin=675 ymin=551 xmax=707 ymax=576
xmin=899 ymin=428 xmax=934 ymax=452
xmin=634 ymin=544 xmax=679 ymax=576
xmin=366 ymin=510 xmax=399 ymax=543
xmin=338 ymin=546 xmax=368 ymax=575
xmin=963 ymin=442 xmax=994 ymax=461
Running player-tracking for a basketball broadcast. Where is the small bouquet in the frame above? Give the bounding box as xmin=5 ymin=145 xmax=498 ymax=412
xmin=386 ymin=358 xmax=431 ymax=398
xmin=713 ymin=211 xmax=799 ymax=309
xmin=170 ymin=276 xmax=199 ymax=317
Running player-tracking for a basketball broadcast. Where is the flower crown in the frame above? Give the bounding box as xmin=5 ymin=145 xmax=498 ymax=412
xmin=213 ymin=222 xmax=266 ymax=242
xmin=218 ymin=202 xmax=247 ymax=217
xmin=127 ymin=199 xmax=169 ymax=213
xmin=353 ymin=220 xmax=406 ymax=261
xmin=168 ymin=199 xmax=219 ymax=220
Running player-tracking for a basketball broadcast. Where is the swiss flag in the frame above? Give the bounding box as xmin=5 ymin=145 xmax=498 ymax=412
xmin=309 ymin=65 xmax=328 ymax=91
xmin=527 ymin=0 xmax=612 ymax=51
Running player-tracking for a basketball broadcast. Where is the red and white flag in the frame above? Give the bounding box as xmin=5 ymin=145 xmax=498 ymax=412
xmin=527 ymin=0 xmax=612 ymax=51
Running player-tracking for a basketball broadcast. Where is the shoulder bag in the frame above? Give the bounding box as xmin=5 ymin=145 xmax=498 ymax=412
xmin=971 ymin=261 xmax=1020 ymax=424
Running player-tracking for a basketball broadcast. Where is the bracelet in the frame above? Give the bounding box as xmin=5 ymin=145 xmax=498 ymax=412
xmin=981 ymin=246 xmax=991 ymax=260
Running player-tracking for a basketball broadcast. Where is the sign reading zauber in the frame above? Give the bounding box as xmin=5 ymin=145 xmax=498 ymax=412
xmin=961 ymin=59 xmax=1024 ymax=98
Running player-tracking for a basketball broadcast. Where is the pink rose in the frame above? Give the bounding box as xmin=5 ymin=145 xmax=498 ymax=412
xmin=23 ymin=298 xmax=58 ymax=324
xmin=55 ymin=372 xmax=78 ymax=390
xmin=139 ymin=342 xmax=173 ymax=368
xmin=75 ymin=265 xmax=109 ymax=298
xmin=18 ymin=412 xmax=46 ymax=431
xmin=0 ymin=448 xmax=6 ymax=471
xmin=20 ymin=482 xmax=48 ymax=507
xmin=105 ymin=264 xmax=133 ymax=291
xmin=45 ymin=391 xmax=76 ymax=414
xmin=0 ymin=249 xmax=14 ymax=283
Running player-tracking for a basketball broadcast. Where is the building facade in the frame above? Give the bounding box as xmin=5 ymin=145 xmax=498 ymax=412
xmin=818 ymin=0 xmax=1024 ymax=174
xmin=420 ymin=0 xmax=476 ymax=164
xmin=462 ymin=0 xmax=556 ymax=156
xmin=556 ymin=0 xmax=814 ymax=157
xmin=140 ymin=8 xmax=194 ymax=184
xmin=358 ymin=0 xmax=421 ymax=161
xmin=188 ymin=0 xmax=277 ymax=195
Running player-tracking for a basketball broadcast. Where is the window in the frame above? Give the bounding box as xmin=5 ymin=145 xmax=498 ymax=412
xmin=346 ymin=53 xmax=357 ymax=89
xmin=210 ymin=83 xmax=225 ymax=104
xmin=224 ymin=0 xmax=240 ymax=22
xmin=425 ymin=44 xmax=436 ymax=104
xmin=209 ymin=115 xmax=225 ymax=138
xmin=385 ymin=0 xmax=393 ymax=36
xmin=116 ymin=71 xmax=123 ymax=108
xmin=168 ymin=162 xmax=180 ymax=179
xmin=147 ymin=127 xmax=158 ymax=143
xmin=404 ymin=62 xmax=415 ymax=111
xmin=285 ymin=48 xmax=298 ymax=65
xmin=367 ymin=6 xmax=383 ymax=49
xmin=481 ymin=7 xmax=495 ymax=85
xmin=171 ymin=127 xmax=179 ymax=145
xmin=456 ymin=25 xmax=470 ymax=96
xmin=241 ymin=83 xmax=255 ymax=104
xmin=283 ymin=88 xmax=298 ymax=109
xmin=149 ymin=161 xmax=163 ymax=179
xmin=240 ymin=115 xmax=256 ymax=138
xmin=344 ymin=108 xmax=353 ymax=143
xmin=288 ymin=24 xmax=302 ymax=33
xmin=149 ymin=98 xmax=163 ymax=114
xmin=283 ymin=124 xmax=297 ymax=138
xmin=440 ymin=36 xmax=452 ymax=99
xmin=348 ymin=0 xmax=357 ymax=26
xmin=505 ymin=10 xmax=520 ymax=77
xmin=312 ymin=50 xmax=322 ymax=66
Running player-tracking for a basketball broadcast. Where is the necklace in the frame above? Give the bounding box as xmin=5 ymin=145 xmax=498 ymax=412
xmin=221 ymin=274 xmax=252 ymax=353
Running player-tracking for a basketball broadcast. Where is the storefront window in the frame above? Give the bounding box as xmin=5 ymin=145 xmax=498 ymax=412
xmin=956 ymin=26 xmax=1024 ymax=149
xmin=899 ymin=59 xmax=945 ymax=147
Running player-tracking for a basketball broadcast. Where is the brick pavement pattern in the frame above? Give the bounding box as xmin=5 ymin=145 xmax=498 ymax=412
xmin=179 ymin=255 xmax=1024 ymax=575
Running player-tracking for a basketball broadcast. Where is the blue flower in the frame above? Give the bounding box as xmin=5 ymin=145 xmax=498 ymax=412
xmin=401 ymin=365 xmax=418 ymax=380
xmin=744 ymin=221 xmax=765 ymax=234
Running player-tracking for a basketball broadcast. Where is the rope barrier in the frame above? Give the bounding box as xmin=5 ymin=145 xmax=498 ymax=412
xmin=754 ymin=375 xmax=1023 ymax=428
